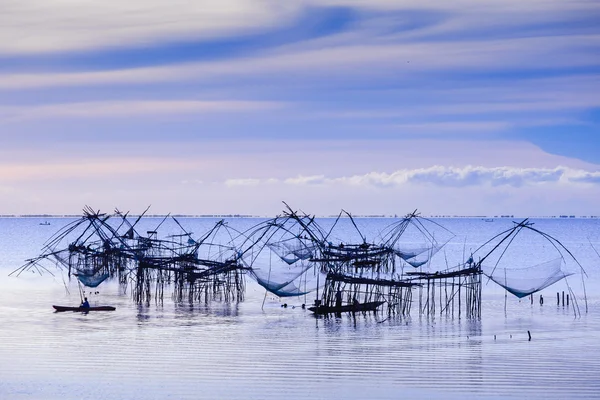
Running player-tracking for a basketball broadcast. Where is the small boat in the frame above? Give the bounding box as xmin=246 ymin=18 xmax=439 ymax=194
xmin=308 ymin=301 xmax=384 ymax=315
xmin=53 ymin=305 xmax=116 ymax=312
xmin=39 ymin=221 xmax=51 ymax=226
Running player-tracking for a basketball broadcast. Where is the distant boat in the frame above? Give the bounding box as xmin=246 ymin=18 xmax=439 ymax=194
xmin=53 ymin=305 xmax=116 ymax=312
xmin=39 ymin=221 xmax=51 ymax=226
xmin=483 ymin=218 xmax=494 ymax=222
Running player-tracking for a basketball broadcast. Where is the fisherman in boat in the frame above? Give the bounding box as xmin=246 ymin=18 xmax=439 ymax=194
xmin=81 ymin=297 xmax=90 ymax=309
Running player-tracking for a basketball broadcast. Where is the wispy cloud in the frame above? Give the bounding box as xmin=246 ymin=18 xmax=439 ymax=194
xmin=0 ymin=1 xmax=298 ymax=54
xmin=2 ymin=0 xmax=596 ymax=55
xmin=389 ymin=121 xmax=511 ymax=134
xmin=283 ymin=175 xmax=327 ymax=185
xmin=0 ymin=100 xmax=283 ymax=121
xmin=1 ymin=0 xmax=597 ymax=155
xmin=224 ymin=178 xmax=279 ymax=187
xmin=567 ymin=169 xmax=600 ymax=184
xmin=1 ymin=0 xmax=599 ymax=214
xmin=2 ymin=34 xmax=598 ymax=90
xmin=225 ymin=166 xmax=600 ymax=188
xmin=224 ymin=178 xmax=263 ymax=187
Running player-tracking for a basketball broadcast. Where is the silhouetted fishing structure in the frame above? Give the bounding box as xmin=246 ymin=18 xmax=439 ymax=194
xmin=11 ymin=206 xmax=247 ymax=304
xmin=472 ymin=218 xmax=588 ymax=316
xmin=235 ymin=204 xmax=484 ymax=318
xmin=318 ymin=210 xmax=487 ymax=318
xmin=11 ymin=206 xmax=588 ymax=319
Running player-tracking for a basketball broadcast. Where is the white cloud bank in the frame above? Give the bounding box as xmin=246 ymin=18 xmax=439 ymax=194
xmin=3 ymin=162 xmax=599 ymax=215
xmin=224 ymin=166 xmax=600 ymax=188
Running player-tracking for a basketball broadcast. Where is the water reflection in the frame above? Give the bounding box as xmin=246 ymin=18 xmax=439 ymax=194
xmin=134 ymin=301 xmax=242 ymax=327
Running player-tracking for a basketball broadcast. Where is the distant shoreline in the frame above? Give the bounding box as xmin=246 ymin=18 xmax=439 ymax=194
xmin=1 ymin=214 xmax=598 ymax=219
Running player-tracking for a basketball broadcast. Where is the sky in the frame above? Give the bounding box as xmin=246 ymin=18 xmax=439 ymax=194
xmin=0 ymin=0 xmax=599 ymax=216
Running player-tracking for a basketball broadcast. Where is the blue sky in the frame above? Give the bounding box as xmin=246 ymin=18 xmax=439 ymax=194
xmin=0 ymin=0 xmax=599 ymax=215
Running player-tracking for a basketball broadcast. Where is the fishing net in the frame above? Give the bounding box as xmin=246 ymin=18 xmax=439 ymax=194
xmin=394 ymin=244 xmax=431 ymax=260
xmin=250 ymin=264 xmax=325 ymax=297
xmin=481 ymin=257 xmax=572 ymax=298
xmin=394 ymin=243 xmax=446 ymax=268
xmin=235 ymin=212 xmax=327 ymax=298
xmin=243 ymin=247 xmax=323 ymax=297
xmin=267 ymin=241 xmax=315 ymax=265
xmin=76 ymin=272 xmax=110 ymax=288
xmin=380 ymin=214 xmax=454 ymax=270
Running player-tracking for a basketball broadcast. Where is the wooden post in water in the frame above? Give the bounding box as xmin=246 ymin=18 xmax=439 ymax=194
xmin=567 ymin=294 xmax=569 ymax=306
xmin=557 ymin=292 xmax=560 ymax=306
xmin=451 ymin=277 xmax=455 ymax=317
xmin=419 ymin=281 xmax=423 ymax=316
xmin=562 ymin=291 xmax=565 ymax=306
xmin=438 ymin=278 xmax=442 ymax=316
xmin=426 ymin=279 xmax=430 ymax=315
xmin=444 ymin=278 xmax=448 ymax=316
xmin=479 ymin=273 xmax=482 ymax=318
xmin=458 ymin=276 xmax=462 ymax=319
xmin=432 ymin=279 xmax=436 ymax=315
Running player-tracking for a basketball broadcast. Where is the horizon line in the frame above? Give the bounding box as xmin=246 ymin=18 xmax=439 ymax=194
xmin=1 ymin=214 xmax=597 ymax=219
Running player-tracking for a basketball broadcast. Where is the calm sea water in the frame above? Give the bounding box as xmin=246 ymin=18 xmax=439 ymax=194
xmin=1 ymin=217 xmax=600 ymax=399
